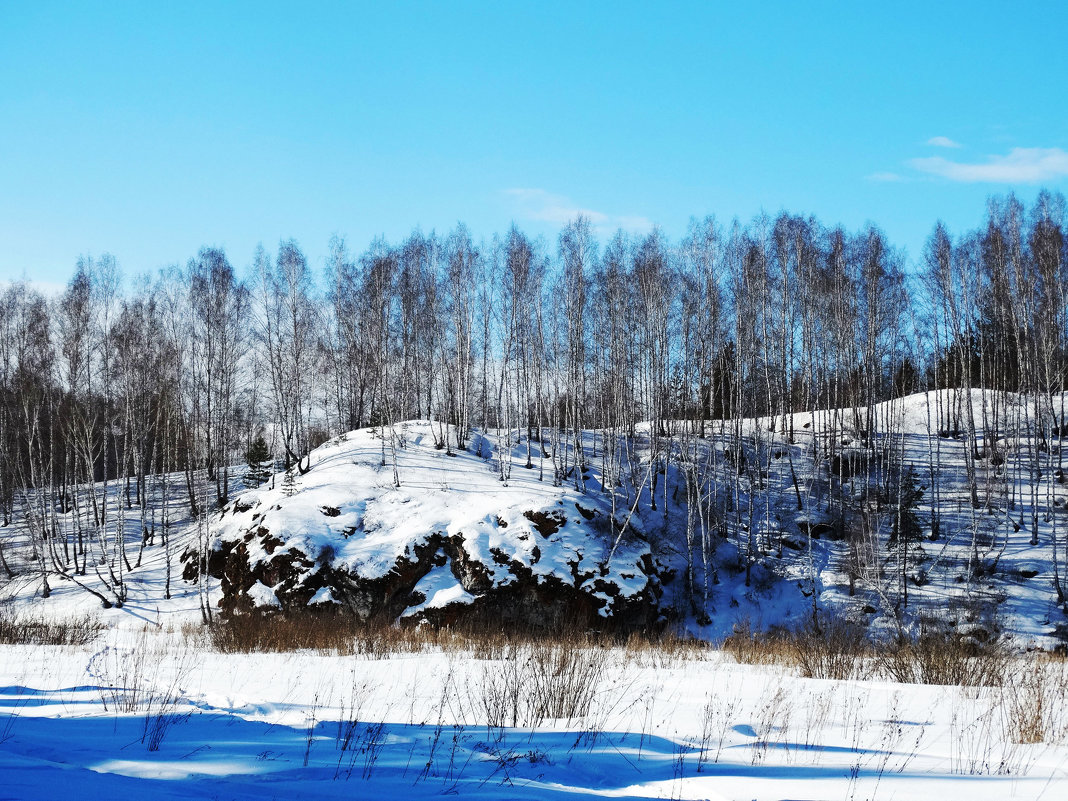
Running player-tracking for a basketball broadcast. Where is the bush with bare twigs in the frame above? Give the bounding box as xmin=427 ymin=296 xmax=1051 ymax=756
xmin=721 ymin=619 xmax=867 ymax=679
xmin=875 ymin=631 xmax=1008 ymax=687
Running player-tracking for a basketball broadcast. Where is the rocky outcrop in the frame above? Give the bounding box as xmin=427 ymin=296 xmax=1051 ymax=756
xmin=195 ymin=519 xmax=664 ymax=632
xmin=189 ymin=422 xmax=668 ymax=632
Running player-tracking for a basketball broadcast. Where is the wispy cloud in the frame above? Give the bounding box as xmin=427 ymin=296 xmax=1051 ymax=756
xmin=909 ymin=147 xmax=1068 ymax=183
xmin=926 ymin=136 xmax=962 ymax=149
xmin=503 ymin=188 xmax=652 ymax=235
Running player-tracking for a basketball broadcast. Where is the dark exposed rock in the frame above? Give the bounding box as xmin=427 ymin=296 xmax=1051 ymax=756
xmin=1017 ymin=563 xmax=1041 ymax=579
xmin=205 ymin=522 xmax=664 ymax=633
xmin=412 ymin=552 xmax=663 ymax=632
xmin=447 ymin=535 xmax=494 ymax=595
xmin=778 ymin=533 xmax=806 ymax=551
xmin=829 ymin=450 xmax=867 ymax=481
xmin=575 ymin=503 xmax=596 ymax=521
xmin=523 ymin=509 xmax=566 ymax=538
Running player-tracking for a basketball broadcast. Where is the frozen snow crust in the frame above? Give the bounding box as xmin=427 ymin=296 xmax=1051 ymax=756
xmin=204 ymin=422 xmax=664 ymax=630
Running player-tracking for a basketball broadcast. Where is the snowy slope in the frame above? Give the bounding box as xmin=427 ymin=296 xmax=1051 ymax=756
xmin=3 ymin=390 xmax=1066 ymax=647
xmin=2 ymin=395 xmax=1068 ymax=798
xmin=209 ymin=421 xmax=662 ymax=627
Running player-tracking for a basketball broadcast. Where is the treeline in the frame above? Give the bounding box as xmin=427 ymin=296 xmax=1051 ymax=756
xmin=0 ymin=192 xmax=1065 ymax=608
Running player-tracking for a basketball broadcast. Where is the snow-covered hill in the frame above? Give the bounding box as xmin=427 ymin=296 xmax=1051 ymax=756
xmin=3 ymin=389 xmax=1068 ymax=648
xmin=205 ymin=421 xmax=664 ymax=629
xmin=3 ymin=391 xmax=1068 ymax=798
xmin=760 ymin=390 xmax=1068 ymax=647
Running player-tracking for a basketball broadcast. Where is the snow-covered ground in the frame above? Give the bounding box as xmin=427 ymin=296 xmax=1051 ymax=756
xmin=1 ymin=627 xmax=1067 ymax=799
xmin=3 ymin=390 xmax=1068 ymax=797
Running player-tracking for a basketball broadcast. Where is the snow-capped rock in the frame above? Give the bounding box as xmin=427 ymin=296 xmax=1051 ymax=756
xmin=202 ymin=422 xmax=665 ymax=630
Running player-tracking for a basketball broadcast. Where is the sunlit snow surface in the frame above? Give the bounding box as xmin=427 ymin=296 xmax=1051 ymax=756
xmin=1 ymin=634 xmax=1067 ymax=799
xmin=4 ymin=394 xmax=1068 ymax=797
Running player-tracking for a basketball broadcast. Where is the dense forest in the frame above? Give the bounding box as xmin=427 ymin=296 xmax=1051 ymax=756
xmin=1 ymin=192 xmax=1065 ymax=612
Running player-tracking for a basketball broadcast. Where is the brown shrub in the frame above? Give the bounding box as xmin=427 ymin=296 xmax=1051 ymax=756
xmin=875 ymin=631 xmax=1008 ymax=687
xmin=722 ymin=619 xmax=867 ymax=680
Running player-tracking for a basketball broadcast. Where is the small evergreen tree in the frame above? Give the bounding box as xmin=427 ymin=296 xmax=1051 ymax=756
xmin=281 ymin=467 xmax=299 ymax=497
xmin=244 ymin=434 xmax=272 ymax=488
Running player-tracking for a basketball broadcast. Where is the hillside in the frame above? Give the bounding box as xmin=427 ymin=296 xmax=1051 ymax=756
xmin=206 ymin=421 xmax=662 ymax=629
xmin=1 ymin=389 xmax=1066 ymax=649
xmin=2 ymin=390 xmax=1068 ymax=798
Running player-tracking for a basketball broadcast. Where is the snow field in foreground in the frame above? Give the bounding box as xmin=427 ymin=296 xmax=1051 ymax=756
xmin=1 ymin=627 xmax=1066 ymax=800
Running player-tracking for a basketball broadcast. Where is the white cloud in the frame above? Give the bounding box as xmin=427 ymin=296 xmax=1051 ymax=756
xmin=926 ymin=136 xmax=962 ymax=148
xmin=503 ymin=188 xmax=652 ymax=235
xmin=909 ymin=147 xmax=1068 ymax=183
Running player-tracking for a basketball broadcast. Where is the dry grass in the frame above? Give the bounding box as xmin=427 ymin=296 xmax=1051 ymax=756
xmin=722 ymin=619 xmax=866 ymax=680
xmin=619 ymin=629 xmax=712 ymax=666
xmin=202 ymin=612 xmax=501 ymax=656
xmin=876 ymin=631 xmax=1008 ymax=687
xmin=722 ymin=619 xmax=1019 ymax=687
xmin=721 ymin=621 xmax=797 ymax=668
xmin=1000 ymin=657 xmax=1068 ymax=745
xmin=201 ymin=609 xmax=1057 ymax=721
xmin=201 ymin=610 xmax=666 ymax=658
xmin=479 ymin=640 xmax=608 ymax=730
xmin=788 ymin=620 xmax=868 ymax=680
xmin=0 ymin=609 xmax=104 ymax=646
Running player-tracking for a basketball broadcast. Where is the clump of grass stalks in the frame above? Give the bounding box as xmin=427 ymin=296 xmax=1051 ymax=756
xmin=479 ymin=640 xmax=608 ymax=731
xmin=722 ymin=619 xmax=867 ymax=680
xmin=1000 ymin=657 xmax=1068 ymax=745
xmin=876 ymin=631 xmax=1009 ymax=687
xmin=87 ymin=630 xmax=198 ymax=751
xmin=724 ymin=618 xmax=1013 ymax=686
xmin=201 ymin=610 xmax=691 ymax=659
xmin=0 ymin=609 xmax=104 ymax=646
xmin=720 ymin=620 xmax=796 ymax=668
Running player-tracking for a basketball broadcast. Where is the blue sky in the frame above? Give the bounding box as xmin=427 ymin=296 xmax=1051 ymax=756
xmin=2 ymin=1 xmax=1066 ymax=287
